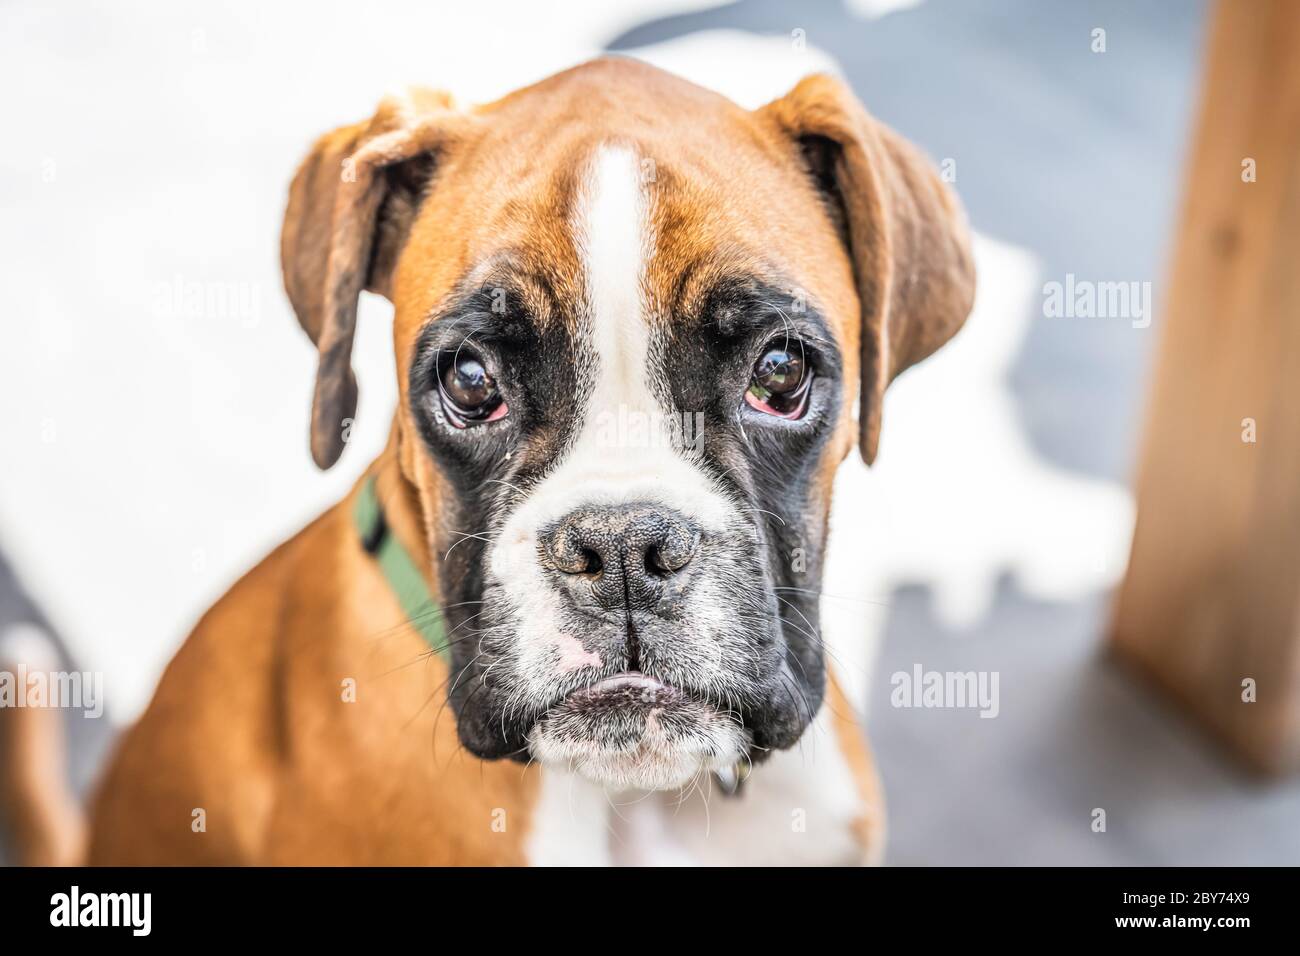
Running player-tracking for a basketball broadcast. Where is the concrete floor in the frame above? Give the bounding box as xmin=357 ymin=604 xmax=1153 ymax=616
xmin=870 ymin=582 xmax=1300 ymax=866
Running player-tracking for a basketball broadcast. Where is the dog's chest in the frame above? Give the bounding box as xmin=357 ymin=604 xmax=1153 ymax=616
xmin=523 ymin=704 xmax=872 ymax=866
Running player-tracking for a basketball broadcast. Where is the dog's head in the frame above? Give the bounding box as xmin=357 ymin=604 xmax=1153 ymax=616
xmin=281 ymin=59 xmax=973 ymax=790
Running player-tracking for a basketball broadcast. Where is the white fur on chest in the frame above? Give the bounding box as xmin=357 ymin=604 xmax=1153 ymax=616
xmin=524 ymin=681 xmax=875 ymax=867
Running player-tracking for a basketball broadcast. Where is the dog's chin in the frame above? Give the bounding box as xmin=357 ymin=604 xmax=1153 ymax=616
xmin=527 ymin=674 xmax=749 ymax=791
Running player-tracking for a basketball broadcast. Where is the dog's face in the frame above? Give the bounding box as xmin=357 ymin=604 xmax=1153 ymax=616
xmin=281 ymin=60 xmax=973 ymax=790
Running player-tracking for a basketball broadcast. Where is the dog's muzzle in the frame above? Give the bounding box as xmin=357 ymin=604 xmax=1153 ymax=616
xmin=528 ymin=503 xmax=749 ymax=790
xmin=452 ymin=460 xmax=812 ymax=792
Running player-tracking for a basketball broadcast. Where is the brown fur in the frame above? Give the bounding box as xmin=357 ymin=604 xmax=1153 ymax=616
xmin=72 ymin=59 xmax=972 ymax=865
xmin=89 ymin=440 xmax=537 ymax=864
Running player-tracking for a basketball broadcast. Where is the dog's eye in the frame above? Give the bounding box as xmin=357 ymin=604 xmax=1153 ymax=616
xmin=439 ymin=352 xmax=508 ymax=428
xmin=745 ymin=345 xmax=811 ymax=419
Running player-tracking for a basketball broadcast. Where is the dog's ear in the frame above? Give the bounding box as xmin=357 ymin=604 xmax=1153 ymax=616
xmin=281 ymin=88 xmax=471 ymax=469
xmin=761 ymin=74 xmax=975 ymax=464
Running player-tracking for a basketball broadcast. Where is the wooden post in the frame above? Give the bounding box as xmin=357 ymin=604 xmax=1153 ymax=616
xmin=1111 ymin=0 xmax=1300 ymax=774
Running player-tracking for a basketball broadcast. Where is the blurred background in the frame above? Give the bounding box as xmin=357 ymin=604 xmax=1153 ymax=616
xmin=3 ymin=0 xmax=1298 ymax=864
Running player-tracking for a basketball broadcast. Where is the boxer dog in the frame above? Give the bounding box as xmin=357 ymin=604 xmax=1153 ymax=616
xmin=27 ymin=58 xmax=973 ymax=865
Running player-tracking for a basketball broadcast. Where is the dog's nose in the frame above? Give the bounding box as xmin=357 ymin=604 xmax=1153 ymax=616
xmin=541 ymin=504 xmax=700 ymax=611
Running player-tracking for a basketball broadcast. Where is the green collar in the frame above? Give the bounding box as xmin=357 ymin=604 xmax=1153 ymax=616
xmin=354 ymin=476 xmax=449 ymax=661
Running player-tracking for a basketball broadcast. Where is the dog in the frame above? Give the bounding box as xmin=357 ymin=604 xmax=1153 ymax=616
xmin=11 ymin=57 xmax=972 ymax=866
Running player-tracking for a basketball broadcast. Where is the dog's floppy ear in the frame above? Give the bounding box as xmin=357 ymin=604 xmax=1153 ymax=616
xmin=761 ymin=75 xmax=975 ymax=464
xmin=281 ymin=88 xmax=471 ymax=469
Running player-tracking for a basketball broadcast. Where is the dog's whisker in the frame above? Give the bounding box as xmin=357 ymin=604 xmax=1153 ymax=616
xmin=484 ymin=477 xmax=528 ymax=498
xmin=365 ymin=600 xmax=485 ymax=642
xmin=442 ymin=531 xmax=492 ymax=561
xmin=773 ymin=585 xmax=893 ymax=609
xmin=736 ymin=507 xmax=786 ymax=526
xmin=371 ymin=634 xmax=484 ymax=681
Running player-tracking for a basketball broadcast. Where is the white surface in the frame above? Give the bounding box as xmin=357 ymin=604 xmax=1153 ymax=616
xmin=822 ymin=236 xmax=1135 ymax=710
xmin=0 ymin=0 xmax=1132 ymax=723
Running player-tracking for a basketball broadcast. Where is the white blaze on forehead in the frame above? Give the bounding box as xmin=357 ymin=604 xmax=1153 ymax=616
xmin=582 ymin=145 xmax=652 ymax=408
xmin=490 ymin=143 xmax=733 ymax=568
xmin=486 ymin=145 xmax=740 ymax=696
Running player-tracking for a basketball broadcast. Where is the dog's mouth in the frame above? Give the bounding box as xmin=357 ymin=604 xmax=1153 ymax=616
xmin=538 ymin=670 xmax=708 ymax=742
xmin=528 ymin=671 xmax=749 ymax=790
xmin=557 ymin=671 xmax=683 ymax=712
